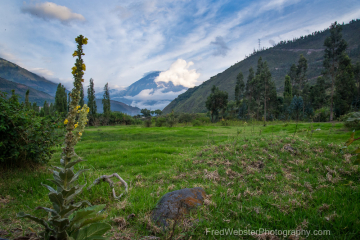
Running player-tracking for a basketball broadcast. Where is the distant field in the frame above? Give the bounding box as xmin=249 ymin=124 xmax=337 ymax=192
xmin=1 ymin=122 xmax=359 ymax=239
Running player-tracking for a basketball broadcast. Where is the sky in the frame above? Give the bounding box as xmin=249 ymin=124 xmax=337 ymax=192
xmin=1 ymin=0 xmax=360 ymax=94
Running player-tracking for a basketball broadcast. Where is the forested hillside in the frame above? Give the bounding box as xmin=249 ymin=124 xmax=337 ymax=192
xmin=0 ymin=58 xmax=59 ymax=96
xmin=164 ymin=20 xmax=360 ymax=114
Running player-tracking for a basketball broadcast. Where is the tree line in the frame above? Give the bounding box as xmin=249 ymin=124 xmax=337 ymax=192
xmin=206 ymin=21 xmax=360 ymax=123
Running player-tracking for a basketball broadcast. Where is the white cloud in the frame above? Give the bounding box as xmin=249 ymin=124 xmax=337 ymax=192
xmin=29 ymin=68 xmax=54 ymax=78
xmin=130 ymin=100 xmax=171 ymax=110
xmin=155 ymin=59 xmax=200 ymax=88
xmin=21 ymin=2 xmax=85 ymax=23
xmin=124 ymin=88 xmax=186 ymax=101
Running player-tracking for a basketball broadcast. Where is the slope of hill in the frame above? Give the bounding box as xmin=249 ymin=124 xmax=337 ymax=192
xmin=0 ymin=77 xmax=54 ymax=105
xmin=94 ymin=99 xmax=140 ymax=115
xmin=163 ymin=19 xmax=360 ymax=114
xmin=0 ymin=58 xmax=59 ymax=96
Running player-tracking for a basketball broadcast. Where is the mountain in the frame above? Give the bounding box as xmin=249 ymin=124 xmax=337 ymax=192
xmin=95 ymin=71 xmax=188 ymax=110
xmin=94 ymin=99 xmax=140 ymax=115
xmin=0 ymin=77 xmax=54 ymax=105
xmin=0 ymin=58 xmax=59 ymax=96
xmin=163 ymin=19 xmax=360 ymax=114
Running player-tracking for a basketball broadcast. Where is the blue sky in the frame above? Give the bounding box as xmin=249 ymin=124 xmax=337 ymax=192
xmin=1 ymin=0 xmax=360 ymax=93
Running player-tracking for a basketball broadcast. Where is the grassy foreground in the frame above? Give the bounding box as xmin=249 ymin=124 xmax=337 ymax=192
xmin=1 ymin=122 xmax=359 ymax=239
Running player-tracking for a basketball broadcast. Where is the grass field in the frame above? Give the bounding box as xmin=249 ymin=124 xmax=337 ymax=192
xmin=1 ymin=122 xmax=359 ymax=239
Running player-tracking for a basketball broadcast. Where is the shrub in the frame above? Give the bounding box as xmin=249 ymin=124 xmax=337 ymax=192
xmin=144 ymin=118 xmax=152 ymax=127
xmin=191 ymin=119 xmax=202 ymax=126
xmin=178 ymin=113 xmax=193 ymax=124
xmin=155 ymin=117 xmax=166 ymax=127
xmin=0 ymin=91 xmax=63 ymax=168
xmin=344 ymin=112 xmax=360 ymax=130
xmin=167 ymin=110 xmax=177 ymax=127
xmin=313 ymin=107 xmax=330 ymax=122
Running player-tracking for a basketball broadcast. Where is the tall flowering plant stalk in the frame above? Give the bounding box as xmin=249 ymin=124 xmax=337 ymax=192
xmin=18 ymin=35 xmax=111 ymax=240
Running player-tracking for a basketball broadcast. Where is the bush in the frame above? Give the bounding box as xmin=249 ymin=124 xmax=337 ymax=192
xmin=192 ymin=119 xmax=202 ymax=126
xmin=313 ymin=107 xmax=330 ymax=122
xmin=144 ymin=118 xmax=152 ymax=127
xmin=155 ymin=117 xmax=166 ymax=127
xmin=0 ymin=91 xmax=63 ymax=168
xmin=178 ymin=113 xmax=194 ymax=124
xmin=344 ymin=112 xmax=360 ymax=130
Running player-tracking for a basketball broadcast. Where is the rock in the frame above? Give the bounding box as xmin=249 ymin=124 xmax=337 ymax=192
xmin=151 ymin=187 xmax=206 ymax=228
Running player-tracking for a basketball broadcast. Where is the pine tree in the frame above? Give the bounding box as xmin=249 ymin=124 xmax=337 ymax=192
xmin=334 ymin=54 xmax=356 ymax=117
xmin=235 ymin=72 xmax=245 ymax=106
xmin=354 ymin=61 xmax=360 ymax=107
xmin=87 ymin=78 xmax=97 ymax=117
xmin=245 ymin=67 xmax=255 ymax=118
xmin=55 ymin=83 xmax=67 ymax=114
xmin=309 ymin=77 xmax=327 ymax=110
xmin=288 ymin=64 xmax=297 ymax=91
xmin=102 ymin=83 xmax=111 ymax=117
xmin=205 ymin=85 xmax=228 ymax=122
xmin=323 ymin=21 xmax=348 ymax=121
xmin=25 ymin=89 xmax=30 ymax=109
xmin=43 ymin=101 xmax=50 ymax=116
xmin=32 ymin=102 xmax=39 ymax=113
xmin=283 ymin=75 xmax=292 ymax=105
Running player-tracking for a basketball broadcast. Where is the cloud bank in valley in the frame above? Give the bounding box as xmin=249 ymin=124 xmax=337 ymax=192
xmin=21 ymin=2 xmax=85 ymax=23
xmin=155 ymin=59 xmax=200 ymax=88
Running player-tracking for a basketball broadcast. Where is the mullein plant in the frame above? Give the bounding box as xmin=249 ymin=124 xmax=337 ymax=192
xmin=18 ymin=35 xmax=111 ymax=240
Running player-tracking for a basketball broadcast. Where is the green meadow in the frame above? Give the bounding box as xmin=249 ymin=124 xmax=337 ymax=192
xmin=1 ymin=122 xmax=360 ymax=239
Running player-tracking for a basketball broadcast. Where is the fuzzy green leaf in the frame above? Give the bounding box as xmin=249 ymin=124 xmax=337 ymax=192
xmin=42 ymin=183 xmax=57 ymax=193
xmin=71 ymin=223 xmax=111 ymax=240
xmin=69 ymin=169 xmax=88 ymax=185
xmin=49 ymin=192 xmax=64 ymax=213
xmin=65 ymin=159 xmax=86 ymax=169
xmin=17 ymin=212 xmax=53 ymax=231
xmin=65 ymin=184 xmax=86 ymax=202
xmin=60 ymin=200 xmax=91 ymax=218
xmin=69 ymin=205 xmax=106 ymax=232
xmin=49 ymin=218 xmax=70 ymax=232
xmin=59 ymin=168 xmax=75 ymax=188
xmin=36 ymin=206 xmax=59 ymax=217
xmin=48 ymin=179 xmax=64 ymax=191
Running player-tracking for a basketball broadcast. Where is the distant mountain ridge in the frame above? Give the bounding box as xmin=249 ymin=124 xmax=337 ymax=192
xmin=0 ymin=58 xmax=140 ymax=115
xmin=95 ymin=71 xmax=188 ymax=109
xmin=163 ymin=19 xmax=360 ymax=114
xmin=0 ymin=77 xmax=54 ymax=105
xmin=0 ymin=58 xmax=59 ymax=96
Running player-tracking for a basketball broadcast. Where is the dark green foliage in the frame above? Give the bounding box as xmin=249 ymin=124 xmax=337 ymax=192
xmin=205 ymin=85 xmax=228 ymax=122
xmin=295 ymin=54 xmax=308 ymax=95
xmin=288 ymin=63 xmax=297 ymax=87
xmin=234 ymin=72 xmax=245 ymax=105
xmin=25 ymin=89 xmax=30 ymax=109
xmin=283 ymin=75 xmax=292 ymax=105
xmin=334 ymin=54 xmax=356 ymax=117
xmin=323 ymin=21 xmax=348 ymax=121
xmin=102 ymin=83 xmax=111 ymax=117
xmin=309 ymin=77 xmax=327 ymax=109
xmin=167 ymin=110 xmax=177 ymax=127
xmin=343 ymin=112 xmax=360 ymax=130
xmin=0 ymin=91 xmax=63 ymax=168
xmin=154 ymin=109 xmax=162 ymax=116
xmin=141 ymin=108 xmax=151 ymax=117
xmin=155 ymin=117 xmax=166 ymax=127
xmin=178 ymin=113 xmax=194 ymax=124
xmin=290 ymin=95 xmax=303 ymax=121
xmin=32 ymin=102 xmax=39 ymax=112
xmin=87 ymin=78 xmax=97 ymax=120
xmin=353 ymin=62 xmax=360 ymax=109
xmin=55 ymin=84 xmax=67 ymax=115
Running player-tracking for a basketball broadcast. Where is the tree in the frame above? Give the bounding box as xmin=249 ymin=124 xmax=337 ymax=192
xmin=205 ymin=85 xmax=228 ymax=122
xmin=154 ymin=109 xmax=162 ymax=116
xmin=235 ymin=72 xmax=245 ymax=106
xmin=323 ymin=21 xmax=348 ymax=121
xmin=334 ymin=54 xmax=356 ymax=117
xmin=296 ymin=54 xmax=308 ymax=115
xmin=141 ymin=108 xmax=151 ymax=117
xmin=283 ymin=75 xmax=292 ymax=105
xmin=25 ymin=89 xmax=30 ymax=109
xmin=79 ymin=84 xmax=84 ymax=107
xmin=55 ymin=83 xmax=67 ymax=114
xmin=43 ymin=101 xmax=50 ymax=116
xmin=288 ymin=63 xmax=297 ymax=91
xmin=290 ymin=96 xmax=303 ymax=121
xmin=245 ymin=67 xmax=255 ymax=118
xmin=32 ymin=102 xmax=39 ymax=113
xmin=87 ymin=78 xmax=97 ymax=118
xmin=102 ymin=83 xmax=111 ymax=117
xmin=309 ymin=77 xmax=327 ymax=110
xmin=354 ymin=61 xmax=360 ymax=109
